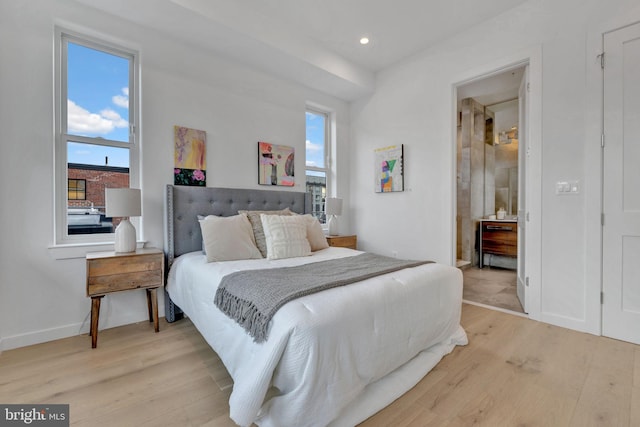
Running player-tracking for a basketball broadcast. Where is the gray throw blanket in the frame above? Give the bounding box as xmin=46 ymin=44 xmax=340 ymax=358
xmin=214 ymin=253 xmax=433 ymax=343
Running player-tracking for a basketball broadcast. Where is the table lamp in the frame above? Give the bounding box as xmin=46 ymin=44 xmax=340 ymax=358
xmin=105 ymin=188 xmax=141 ymax=253
xmin=325 ymin=197 xmax=343 ymax=236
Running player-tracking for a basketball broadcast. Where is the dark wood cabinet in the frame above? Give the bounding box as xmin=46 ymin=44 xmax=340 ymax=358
xmin=479 ymin=220 xmax=517 ymax=268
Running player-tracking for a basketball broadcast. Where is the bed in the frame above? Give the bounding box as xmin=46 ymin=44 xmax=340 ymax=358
xmin=163 ymin=185 xmax=467 ymax=427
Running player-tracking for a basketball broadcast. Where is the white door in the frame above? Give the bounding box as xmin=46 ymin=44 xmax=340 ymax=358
xmin=516 ymin=66 xmax=529 ymax=313
xmin=602 ymin=22 xmax=640 ymax=344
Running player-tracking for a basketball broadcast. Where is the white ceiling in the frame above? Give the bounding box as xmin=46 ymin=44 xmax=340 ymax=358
xmin=231 ymin=0 xmax=528 ymax=72
xmin=77 ymin=0 xmax=529 ymax=101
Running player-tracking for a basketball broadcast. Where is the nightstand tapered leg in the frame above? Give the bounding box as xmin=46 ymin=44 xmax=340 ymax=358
xmin=147 ymin=288 xmax=159 ymax=332
xmin=90 ymin=296 xmax=103 ymax=348
xmin=146 ymin=289 xmax=152 ymax=322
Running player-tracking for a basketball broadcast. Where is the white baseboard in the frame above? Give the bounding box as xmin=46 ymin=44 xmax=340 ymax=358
xmin=1 ymin=313 xmax=165 ymax=351
xmin=1 ymin=322 xmax=85 ymax=351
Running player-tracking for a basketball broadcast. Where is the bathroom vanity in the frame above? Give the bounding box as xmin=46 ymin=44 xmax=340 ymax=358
xmin=479 ymin=219 xmax=517 ymax=268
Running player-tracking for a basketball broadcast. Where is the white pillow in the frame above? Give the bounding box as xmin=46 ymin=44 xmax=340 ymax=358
xmin=238 ymin=208 xmax=292 ymax=257
xmin=260 ymin=214 xmax=311 ymax=260
xmin=199 ymin=213 xmax=262 ymax=262
xmin=302 ymin=214 xmax=329 ymax=251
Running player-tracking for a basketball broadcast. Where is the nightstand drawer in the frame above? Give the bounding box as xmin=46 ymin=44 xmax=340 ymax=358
xmin=87 ymin=254 xmax=162 ymax=278
xmin=88 ymin=270 xmax=163 ymax=296
xmin=326 ymin=235 xmax=357 ymax=249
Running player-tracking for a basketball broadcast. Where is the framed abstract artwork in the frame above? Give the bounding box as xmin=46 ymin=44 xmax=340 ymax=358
xmin=174 ymin=126 xmax=206 ymax=186
xmin=374 ymin=144 xmax=404 ymax=193
xmin=258 ymin=142 xmax=295 ymax=186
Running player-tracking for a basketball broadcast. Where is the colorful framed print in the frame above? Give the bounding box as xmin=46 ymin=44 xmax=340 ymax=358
xmin=258 ymin=142 xmax=295 ymax=186
xmin=374 ymin=144 xmax=404 ymax=193
xmin=174 ymin=125 xmax=206 ymax=186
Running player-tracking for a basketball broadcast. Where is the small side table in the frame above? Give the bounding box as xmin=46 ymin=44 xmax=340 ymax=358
xmin=326 ymin=235 xmax=357 ymax=250
xmin=86 ymin=247 xmax=164 ymax=348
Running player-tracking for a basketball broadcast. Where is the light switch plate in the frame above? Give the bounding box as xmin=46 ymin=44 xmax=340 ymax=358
xmin=556 ymin=180 xmax=579 ymax=195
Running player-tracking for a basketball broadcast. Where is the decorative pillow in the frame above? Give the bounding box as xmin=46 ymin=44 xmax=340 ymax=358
xmin=199 ymin=213 xmax=262 ymax=262
xmin=260 ymin=214 xmax=311 ymax=260
xmin=239 ymin=208 xmax=292 ymax=257
xmin=302 ymin=214 xmax=330 ymax=251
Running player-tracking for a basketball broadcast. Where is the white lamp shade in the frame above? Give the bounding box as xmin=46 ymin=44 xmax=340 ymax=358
xmin=325 ymin=198 xmax=343 ymax=216
xmin=105 ymin=188 xmax=141 ymax=218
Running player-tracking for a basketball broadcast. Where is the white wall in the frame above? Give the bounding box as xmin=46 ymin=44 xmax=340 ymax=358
xmin=349 ymin=0 xmax=640 ymax=334
xmin=0 ymin=0 xmax=350 ymax=350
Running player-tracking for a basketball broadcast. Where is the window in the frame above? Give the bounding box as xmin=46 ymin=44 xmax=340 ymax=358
xmin=55 ymin=28 xmax=139 ymax=244
xmin=68 ymin=179 xmax=86 ymax=200
xmin=305 ymin=109 xmax=330 ymax=223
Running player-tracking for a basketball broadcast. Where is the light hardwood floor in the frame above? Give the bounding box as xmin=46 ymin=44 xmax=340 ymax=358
xmin=1 ymin=304 xmax=638 ymax=426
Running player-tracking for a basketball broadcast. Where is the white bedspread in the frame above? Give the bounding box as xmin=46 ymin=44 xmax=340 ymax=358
xmin=167 ymin=247 xmax=467 ymax=427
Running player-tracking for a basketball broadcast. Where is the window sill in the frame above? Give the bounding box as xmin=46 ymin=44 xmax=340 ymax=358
xmin=48 ymin=241 xmax=147 ymax=260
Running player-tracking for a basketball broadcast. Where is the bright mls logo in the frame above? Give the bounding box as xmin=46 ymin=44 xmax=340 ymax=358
xmin=0 ymin=405 xmax=69 ymax=426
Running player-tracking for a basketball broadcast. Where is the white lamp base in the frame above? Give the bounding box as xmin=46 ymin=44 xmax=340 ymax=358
xmin=328 ymin=215 xmax=339 ymax=236
xmin=114 ymin=218 xmax=137 ymax=253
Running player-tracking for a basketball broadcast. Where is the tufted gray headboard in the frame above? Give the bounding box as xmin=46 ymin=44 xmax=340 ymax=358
xmin=163 ymin=184 xmax=312 ymax=321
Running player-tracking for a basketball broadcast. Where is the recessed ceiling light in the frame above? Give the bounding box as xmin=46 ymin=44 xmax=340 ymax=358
xmin=359 ymin=37 xmax=369 ymax=45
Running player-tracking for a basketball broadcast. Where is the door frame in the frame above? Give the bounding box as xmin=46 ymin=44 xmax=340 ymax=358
xmin=450 ymin=47 xmax=542 ymax=321
xmin=517 ymin=66 xmax=529 ymax=313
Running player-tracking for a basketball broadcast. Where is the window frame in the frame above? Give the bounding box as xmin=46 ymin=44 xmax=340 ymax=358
xmin=305 ymin=107 xmax=332 ymax=223
xmin=54 ymin=27 xmax=140 ymax=246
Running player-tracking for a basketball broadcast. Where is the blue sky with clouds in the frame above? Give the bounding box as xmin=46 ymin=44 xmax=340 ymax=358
xmin=67 ymin=42 xmax=130 ymax=167
xmin=305 ymin=111 xmax=325 ymax=175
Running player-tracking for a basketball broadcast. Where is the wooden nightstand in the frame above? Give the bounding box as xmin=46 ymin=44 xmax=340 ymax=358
xmin=326 ymin=235 xmax=357 ymax=250
xmin=86 ymin=247 xmax=164 ymax=348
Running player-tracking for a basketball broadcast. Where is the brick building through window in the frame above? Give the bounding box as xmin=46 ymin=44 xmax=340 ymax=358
xmin=67 ymin=163 xmax=129 ymax=208
xmin=67 ymin=163 xmax=129 ymax=233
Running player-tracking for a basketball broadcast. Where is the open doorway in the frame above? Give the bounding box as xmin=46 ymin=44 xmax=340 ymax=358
xmin=455 ymin=65 xmax=528 ymax=314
